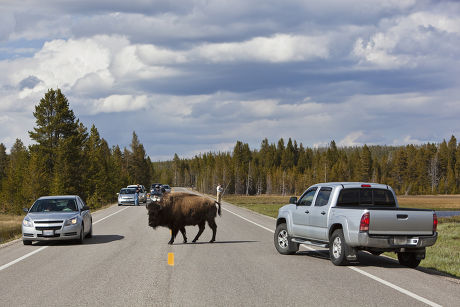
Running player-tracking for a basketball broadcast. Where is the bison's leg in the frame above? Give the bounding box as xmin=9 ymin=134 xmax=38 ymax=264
xmin=180 ymin=227 xmax=187 ymax=243
xmin=192 ymin=222 xmax=206 ymax=243
xmin=168 ymin=227 xmax=178 ymax=245
xmin=208 ymin=218 xmax=217 ymax=243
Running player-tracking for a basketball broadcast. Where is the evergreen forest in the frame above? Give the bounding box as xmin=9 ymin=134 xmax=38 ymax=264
xmin=1 ymin=89 xmax=459 ymax=215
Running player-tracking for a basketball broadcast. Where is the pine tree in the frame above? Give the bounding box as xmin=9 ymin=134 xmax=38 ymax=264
xmin=0 ymin=143 xmax=8 ymax=185
xmin=360 ymin=145 xmax=372 ymax=182
xmin=29 ymin=89 xmax=85 ymax=194
xmin=0 ymin=139 xmax=29 ymax=214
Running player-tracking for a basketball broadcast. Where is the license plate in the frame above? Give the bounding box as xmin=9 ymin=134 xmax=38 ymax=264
xmin=43 ymin=230 xmax=54 ymax=236
xmin=394 ymin=237 xmax=407 ymax=245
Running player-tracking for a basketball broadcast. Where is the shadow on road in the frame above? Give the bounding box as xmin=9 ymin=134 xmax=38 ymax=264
xmin=295 ymin=248 xmax=460 ymax=280
xmin=32 ymin=234 xmax=125 ymax=246
xmin=173 ymin=240 xmax=258 ymax=245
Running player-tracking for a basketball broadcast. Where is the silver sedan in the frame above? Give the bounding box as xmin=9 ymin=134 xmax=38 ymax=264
xmin=22 ymin=195 xmax=92 ymax=245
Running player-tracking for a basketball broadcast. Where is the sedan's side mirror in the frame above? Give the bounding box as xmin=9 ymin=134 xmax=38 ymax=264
xmin=289 ymin=197 xmax=297 ymax=204
xmin=23 ymin=208 xmax=29 ymax=213
xmin=82 ymin=205 xmax=90 ymax=211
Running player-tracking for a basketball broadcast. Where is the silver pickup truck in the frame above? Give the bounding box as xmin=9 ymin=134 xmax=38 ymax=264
xmin=274 ymin=182 xmax=438 ymax=268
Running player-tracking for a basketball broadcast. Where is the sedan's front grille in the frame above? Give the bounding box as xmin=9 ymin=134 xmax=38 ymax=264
xmin=35 ymin=226 xmax=62 ymax=231
xmin=34 ymin=220 xmax=64 ymax=224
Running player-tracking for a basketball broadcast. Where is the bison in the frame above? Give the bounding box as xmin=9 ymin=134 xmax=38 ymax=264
xmin=146 ymin=192 xmax=221 ymax=244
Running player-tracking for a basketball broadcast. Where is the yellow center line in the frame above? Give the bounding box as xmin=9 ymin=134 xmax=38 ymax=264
xmin=168 ymin=253 xmax=174 ymax=266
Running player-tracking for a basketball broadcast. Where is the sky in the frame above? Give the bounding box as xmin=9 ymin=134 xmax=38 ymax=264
xmin=0 ymin=0 xmax=459 ymax=160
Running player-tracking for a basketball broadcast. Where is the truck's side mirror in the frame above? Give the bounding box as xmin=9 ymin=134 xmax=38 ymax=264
xmin=23 ymin=208 xmax=29 ymax=213
xmin=289 ymin=197 xmax=297 ymax=204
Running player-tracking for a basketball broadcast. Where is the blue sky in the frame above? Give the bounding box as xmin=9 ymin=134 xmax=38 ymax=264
xmin=0 ymin=0 xmax=459 ymax=160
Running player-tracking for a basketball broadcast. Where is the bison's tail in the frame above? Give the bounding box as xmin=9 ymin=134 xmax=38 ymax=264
xmin=215 ymin=201 xmax=222 ymax=216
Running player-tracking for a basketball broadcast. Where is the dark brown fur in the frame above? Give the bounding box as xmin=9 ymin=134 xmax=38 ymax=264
xmin=146 ymin=192 xmax=221 ymax=244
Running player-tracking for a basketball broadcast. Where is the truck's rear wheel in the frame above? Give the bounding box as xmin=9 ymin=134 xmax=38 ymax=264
xmin=397 ymin=252 xmax=421 ymax=268
xmin=274 ymin=223 xmax=298 ymax=255
xmin=329 ymin=229 xmax=349 ymax=266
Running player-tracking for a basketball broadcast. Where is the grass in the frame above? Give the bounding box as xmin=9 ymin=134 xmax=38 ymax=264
xmin=222 ymin=194 xmax=460 ymax=278
xmin=0 ymin=214 xmax=24 ymax=244
xmin=398 ymin=194 xmax=460 ymax=211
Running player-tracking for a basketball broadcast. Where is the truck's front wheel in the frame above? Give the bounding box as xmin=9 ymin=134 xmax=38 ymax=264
xmin=329 ymin=229 xmax=349 ymax=266
xmin=274 ymin=223 xmax=299 ymax=255
xmin=397 ymin=252 xmax=421 ymax=268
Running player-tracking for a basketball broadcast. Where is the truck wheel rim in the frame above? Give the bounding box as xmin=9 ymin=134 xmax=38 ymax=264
xmin=332 ymin=237 xmax=342 ymax=258
xmin=278 ymin=229 xmax=288 ymax=248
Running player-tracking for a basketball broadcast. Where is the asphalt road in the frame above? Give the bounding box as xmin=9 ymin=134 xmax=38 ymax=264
xmin=0 ymin=187 xmax=459 ymax=306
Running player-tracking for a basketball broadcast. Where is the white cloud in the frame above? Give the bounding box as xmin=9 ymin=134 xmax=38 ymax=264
xmin=194 ymin=34 xmax=329 ymax=63
xmin=338 ymin=131 xmax=365 ymax=147
xmin=353 ymin=11 xmax=460 ymax=69
xmin=91 ymin=95 xmax=148 ymax=114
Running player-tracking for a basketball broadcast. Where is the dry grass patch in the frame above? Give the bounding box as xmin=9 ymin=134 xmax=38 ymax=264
xmin=0 ymin=214 xmax=24 ymax=244
xmin=397 ymin=194 xmax=460 ymax=210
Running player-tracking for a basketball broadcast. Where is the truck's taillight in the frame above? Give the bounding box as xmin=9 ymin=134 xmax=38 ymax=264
xmin=360 ymin=212 xmax=370 ymax=232
xmin=433 ymin=213 xmax=438 ymax=233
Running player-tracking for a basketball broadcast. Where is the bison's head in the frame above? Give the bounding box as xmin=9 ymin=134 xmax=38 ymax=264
xmin=146 ymin=202 xmax=162 ymax=228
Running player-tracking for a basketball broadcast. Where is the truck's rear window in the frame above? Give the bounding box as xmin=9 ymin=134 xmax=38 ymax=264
xmin=337 ymin=188 xmax=396 ymax=207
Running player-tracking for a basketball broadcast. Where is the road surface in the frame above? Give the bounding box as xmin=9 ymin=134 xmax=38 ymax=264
xmin=0 ymin=187 xmax=458 ymax=306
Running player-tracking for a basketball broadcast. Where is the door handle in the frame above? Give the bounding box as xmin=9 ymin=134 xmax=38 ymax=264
xmin=305 ymin=210 xmax=310 ymax=214
xmin=321 ymin=211 xmax=326 ymax=215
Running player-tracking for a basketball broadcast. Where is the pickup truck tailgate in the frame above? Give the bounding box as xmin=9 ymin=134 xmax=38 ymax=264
xmin=369 ymin=210 xmax=434 ymax=235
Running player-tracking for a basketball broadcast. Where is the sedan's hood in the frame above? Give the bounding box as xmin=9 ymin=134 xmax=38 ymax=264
xmin=27 ymin=212 xmax=79 ymax=221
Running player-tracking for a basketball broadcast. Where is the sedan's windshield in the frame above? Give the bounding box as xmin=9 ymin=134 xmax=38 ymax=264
xmin=120 ymin=188 xmax=136 ymax=194
xmin=29 ymin=199 xmax=78 ymax=212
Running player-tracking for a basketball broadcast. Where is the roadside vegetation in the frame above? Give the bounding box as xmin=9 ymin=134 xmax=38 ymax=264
xmin=0 ymin=214 xmax=24 ymax=244
xmin=222 ymin=194 xmax=460 ymax=278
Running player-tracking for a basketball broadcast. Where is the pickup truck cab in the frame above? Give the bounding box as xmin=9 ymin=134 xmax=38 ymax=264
xmin=274 ymin=182 xmax=438 ymax=268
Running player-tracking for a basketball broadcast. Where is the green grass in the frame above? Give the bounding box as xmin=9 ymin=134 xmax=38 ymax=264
xmin=222 ymin=195 xmax=288 ymax=218
xmin=223 ymin=194 xmax=460 ymax=278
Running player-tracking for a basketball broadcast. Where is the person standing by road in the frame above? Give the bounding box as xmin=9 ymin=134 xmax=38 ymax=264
xmin=135 ymin=184 xmax=140 ymax=206
xmin=216 ymin=183 xmax=223 ymax=204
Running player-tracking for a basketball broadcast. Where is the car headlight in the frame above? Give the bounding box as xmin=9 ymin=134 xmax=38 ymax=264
xmin=23 ymin=217 xmax=33 ymax=227
xmin=64 ymin=216 xmax=78 ymax=226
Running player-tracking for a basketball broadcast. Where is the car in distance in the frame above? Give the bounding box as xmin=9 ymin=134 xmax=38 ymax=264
xmin=161 ymin=184 xmax=172 ymax=193
xmin=127 ymin=184 xmax=147 ymax=203
xmin=22 ymin=195 xmax=92 ymax=245
xmin=118 ymin=187 xmax=137 ymax=206
xmin=275 ymin=182 xmax=438 ymax=268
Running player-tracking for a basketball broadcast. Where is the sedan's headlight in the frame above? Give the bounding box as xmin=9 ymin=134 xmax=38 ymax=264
xmin=64 ymin=216 xmax=78 ymax=226
xmin=23 ymin=217 xmax=33 ymax=227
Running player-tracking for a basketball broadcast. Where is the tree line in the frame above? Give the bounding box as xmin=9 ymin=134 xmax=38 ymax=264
xmin=1 ymin=89 xmax=459 ymax=215
xmin=157 ymin=136 xmax=460 ymax=197
xmin=0 ymin=89 xmax=152 ymax=214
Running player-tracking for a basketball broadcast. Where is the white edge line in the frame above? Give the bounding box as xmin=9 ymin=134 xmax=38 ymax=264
xmin=0 ymin=246 xmax=48 ymax=271
xmin=222 ymin=206 xmax=442 ymax=307
xmin=0 ymin=206 xmax=130 ymax=272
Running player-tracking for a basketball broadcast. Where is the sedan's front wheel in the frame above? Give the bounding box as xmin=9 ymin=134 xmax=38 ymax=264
xmin=77 ymin=223 xmax=84 ymax=244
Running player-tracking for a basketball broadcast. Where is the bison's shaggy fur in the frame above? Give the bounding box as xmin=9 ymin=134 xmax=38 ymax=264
xmin=146 ymin=192 xmax=221 ymax=244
